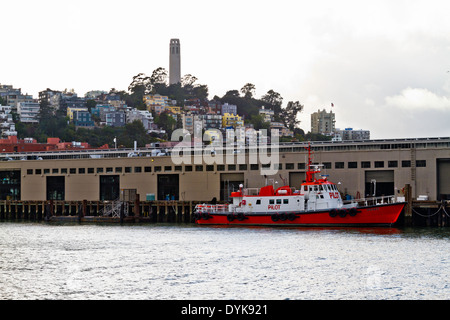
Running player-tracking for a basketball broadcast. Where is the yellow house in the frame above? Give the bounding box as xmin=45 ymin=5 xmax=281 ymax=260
xmin=204 ymin=129 xmax=222 ymax=143
xmin=167 ymin=106 xmax=182 ymax=114
xmin=222 ymin=113 xmax=244 ymax=128
xmin=143 ymin=94 xmax=169 ymax=108
xmin=67 ymin=107 xmax=89 ymax=120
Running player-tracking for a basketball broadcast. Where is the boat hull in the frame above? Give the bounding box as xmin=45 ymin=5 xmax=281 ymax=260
xmin=195 ymin=202 xmax=406 ymax=227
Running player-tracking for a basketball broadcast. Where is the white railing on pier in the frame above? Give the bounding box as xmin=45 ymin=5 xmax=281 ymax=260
xmin=99 ymin=199 xmax=129 ymax=218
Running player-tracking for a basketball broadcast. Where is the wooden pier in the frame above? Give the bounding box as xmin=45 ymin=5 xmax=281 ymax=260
xmin=0 ymin=190 xmax=449 ymax=227
xmin=0 ymin=198 xmax=204 ymax=224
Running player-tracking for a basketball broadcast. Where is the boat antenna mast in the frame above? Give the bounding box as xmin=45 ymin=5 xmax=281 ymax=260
xmin=304 ymin=142 xmax=320 ymax=183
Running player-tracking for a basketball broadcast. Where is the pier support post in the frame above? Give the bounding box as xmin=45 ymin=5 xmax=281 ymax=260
xmin=404 ymin=184 xmax=413 ymax=226
xmin=134 ymin=194 xmax=140 ymax=222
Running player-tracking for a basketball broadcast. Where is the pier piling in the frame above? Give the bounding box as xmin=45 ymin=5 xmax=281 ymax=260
xmin=0 ymin=196 xmax=447 ymax=227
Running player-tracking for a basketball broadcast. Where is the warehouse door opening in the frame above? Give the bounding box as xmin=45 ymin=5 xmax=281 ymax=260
xmin=365 ymin=170 xmax=394 ymax=197
xmin=0 ymin=170 xmax=21 ymax=200
xmin=289 ymin=172 xmax=306 ymax=190
xmin=437 ymin=159 xmax=450 ymax=200
xmin=157 ymin=174 xmax=179 ymax=200
xmin=47 ymin=176 xmax=65 ymax=200
xmin=220 ymin=173 xmax=244 ymax=202
xmin=100 ymin=175 xmax=120 ymax=200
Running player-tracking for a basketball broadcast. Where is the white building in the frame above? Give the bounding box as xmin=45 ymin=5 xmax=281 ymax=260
xmin=126 ymin=108 xmax=154 ymax=131
xmin=17 ymin=101 xmax=40 ymax=123
xmin=335 ymin=128 xmax=371 ymax=141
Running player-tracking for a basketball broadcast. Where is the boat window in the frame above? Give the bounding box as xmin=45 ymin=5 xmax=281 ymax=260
xmin=269 ymin=199 xmax=274 ymax=204
xmin=304 ymin=186 xmax=308 ymax=192
xmin=283 ymin=199 xmax=289 ymax=204
xmin=256 ymin=199 xmax=261 ymax=205
xmin=276 ymin=199 xmax=282 ymax=204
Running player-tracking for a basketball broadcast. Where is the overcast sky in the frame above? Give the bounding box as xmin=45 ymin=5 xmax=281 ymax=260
xmin=2 ymin=0 xmax=450 ymax=139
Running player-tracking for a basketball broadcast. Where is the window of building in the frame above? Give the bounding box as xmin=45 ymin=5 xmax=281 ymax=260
xmin=144 ymin=166 xmax=152 ymax=172
xmin=217 ymin=165 xmax=225 ymax=171
xmin=52 ymin=168 xmax=59 ymax=174
xmin=35 ymin=169 xmax=42 ymax=175
xmin=375 ymin=161 xmax=384 ymax=168
xmin=250 ymin=164 xmax=259 ymax=170
xmin=228 ymin=165 xmax=236 ymax=171
xmin=348 ymin=162 xmax=357 ymax=168
xmin=416 ymin=160 xmax=426 ymax=167
xmin=88 ymin=168 xmax=94 ymax=174
xmin=154 ymin=166 xmax=162 ymax=172
xmin=195 ymin=165 xmax=203 ymax=171
xmin=174 ymin=166 xmax=182 ymax=172
xmin=27 ymin=169 xmax=33 ymax=175
xmin=298 ymin=163 xmax=306 ymax=170
xmin=185 ymin=165 xmax=192 ymax=172
xmin=323 ymin=162 xmax=332 ymax=169
xmin=402 ymin=160 xmax=411 ymax=168
xmin=135 ymin=167 xmax=142 ymax=173
xmin=239 ymin=164 xmax=247 ymax=171
xmin=361 ymin=161 xmax=371 ymax=168
xmin=106 ymin=167 xmax=113 ymax=173
xmin=335 ymin=162 xmax=344 ymax=169
xmin=96 ymin=167 xmax=103 ymax=173
xmin=125 ymin=167 xmax=132 ymax=173
xmin=70 ymin=168 xmax=77 ymax=174
xmin=78 ymin=168 xmax=85 ymax=174
xmin=115 ymin=167 xmax=122 ymax=173
xmin=206 ymin=165 xmax=214 ymax=171
xmin=286 ymin=163 xmax=294 ymax=170
xmin=388 ymin=161 xmax=398 ymax=168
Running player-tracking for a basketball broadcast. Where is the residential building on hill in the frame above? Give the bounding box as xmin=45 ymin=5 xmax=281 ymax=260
xmin=17 ymin=101 xmax=40 ymax=123
xmin=311 ymin=109 xmax=336 ymax=135
xmin=222 ymin=113 xmax=243 ymax=129
xmin=335 ymin=128 xmax=371 ymax=141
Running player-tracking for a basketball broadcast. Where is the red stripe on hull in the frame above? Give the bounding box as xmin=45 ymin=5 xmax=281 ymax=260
xmin=195 ymin=203 xmax=405 ymax=227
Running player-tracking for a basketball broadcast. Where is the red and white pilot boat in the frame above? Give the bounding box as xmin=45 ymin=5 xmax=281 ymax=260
xmin=194 ymin=145 xmax=405 ymax=227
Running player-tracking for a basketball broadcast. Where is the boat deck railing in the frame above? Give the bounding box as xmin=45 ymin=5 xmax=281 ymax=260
xmin=195 ymin=204 xmax=229 ymax=213
xmin=343 ymin=195 xmax=399 ymax=207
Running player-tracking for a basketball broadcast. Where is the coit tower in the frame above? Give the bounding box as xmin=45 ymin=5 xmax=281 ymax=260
xmin=169 ymin=39 xmax=181 ymax=85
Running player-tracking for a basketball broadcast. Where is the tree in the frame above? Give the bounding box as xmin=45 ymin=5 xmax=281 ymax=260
xmin=240 ymin=83 xmax=256 ymax=99
xmin=118 ymin=120 xmax=152 ymax=147
xmin=127 ymin=73 xmax=150 ymax=110
xmin=261 ymin=90 xmax=283 ymax=112
xmin=281 ymin=101 xmax=304 ymax=131
xmin=192 ymin=84 xmax=208 ymax=101
xmin=155 ymin=111 xmax=176 ymax=138
xmin=248 ymin=114 xmax=270 ymax=130
xmin=149 ymin=67 xmax=168 ymax=94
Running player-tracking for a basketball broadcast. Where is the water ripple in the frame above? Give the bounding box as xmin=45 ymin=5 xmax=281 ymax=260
xmin=0 ymin=222 xmax=449 ymax=299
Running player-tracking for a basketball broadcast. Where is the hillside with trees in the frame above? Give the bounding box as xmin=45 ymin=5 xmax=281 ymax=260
xmin=15 ymin=68 xmax=330 ymax=147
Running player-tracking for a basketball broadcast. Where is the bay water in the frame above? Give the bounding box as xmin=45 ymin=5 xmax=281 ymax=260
xmin=0 ymin=222 xmax=449 ymax=300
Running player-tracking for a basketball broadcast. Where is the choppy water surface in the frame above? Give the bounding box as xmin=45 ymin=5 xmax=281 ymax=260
xmin=0 ymin=222 xmax=449 ymax=300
